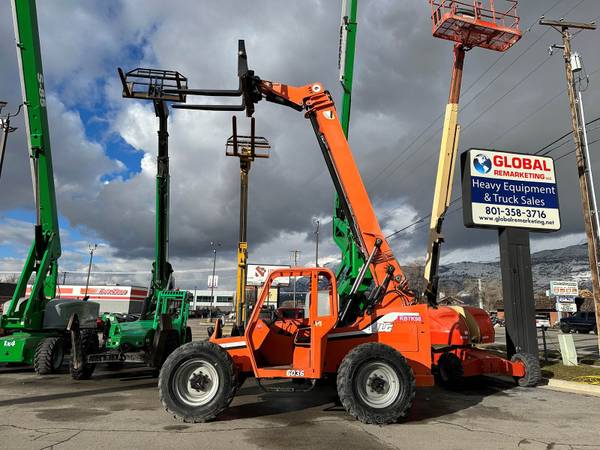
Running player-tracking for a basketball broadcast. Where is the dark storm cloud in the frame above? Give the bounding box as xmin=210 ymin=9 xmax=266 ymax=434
xmin=1 ymin=0 xmax=600 ymax=284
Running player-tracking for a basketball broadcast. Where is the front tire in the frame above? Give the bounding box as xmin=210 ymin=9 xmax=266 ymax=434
xmin=34 ymin=337 xmax=65 ymax=375
xmin=560 ymin=324 xmax=570 ymax=334
xmin=337 ymin=342 xmax=415 ymax=425
xmin=159 ymin=341 xmax=237 ymax=423
xmin=512 ymin=352 xmax=541 ymax=387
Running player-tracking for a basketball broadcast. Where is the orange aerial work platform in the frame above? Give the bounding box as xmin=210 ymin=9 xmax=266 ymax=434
xmin=430 ymin=0 xmax=521 ymax=51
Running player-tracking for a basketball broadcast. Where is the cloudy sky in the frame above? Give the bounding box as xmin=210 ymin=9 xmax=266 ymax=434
xmin=1 ymin=0 xmax=599 ymax=290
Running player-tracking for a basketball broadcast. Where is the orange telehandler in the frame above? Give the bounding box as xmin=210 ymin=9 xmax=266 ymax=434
xmin=158 ymin=41 xmax=540 ymax=425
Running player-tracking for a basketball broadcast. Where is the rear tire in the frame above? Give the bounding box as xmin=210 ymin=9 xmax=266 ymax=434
xmin=560 ymin=324 xmax=570 ymax=334
xmin=34 ymin=337 xmax=65 ymax=375
xmin=434 ymin=352 xmax=464 ymax=389
xmin=337 ymin=342 xmax=415 ymax=424
xmin=512 ymin=352 xmax=541 ymax=387
xmin=159 ymin=341 xmax=237 ymax=423
xmin=185 ymin=326 xmax=193 ymax=343
xmin=70 ymin=329 xmax=100 ymax=380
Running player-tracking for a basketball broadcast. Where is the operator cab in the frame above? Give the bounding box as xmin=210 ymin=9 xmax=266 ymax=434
xmin=245 ymin=268 xmax=338 ymax=379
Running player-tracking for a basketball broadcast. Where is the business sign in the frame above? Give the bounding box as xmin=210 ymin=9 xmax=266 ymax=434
xmin=550 ymin=280 xmax=579 ymax=297
xmin=556 ymin=297 xmax=577 ymax=313
xmin=461 ymin=149 xmax=560 ymax=231
xmin=247 ymin=264 xmax=290 ymax=286
xmin=207 ymin=275 xmax=219 ymax=289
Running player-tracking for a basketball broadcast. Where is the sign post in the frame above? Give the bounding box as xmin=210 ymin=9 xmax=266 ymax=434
xmin=462 ymin=149 xmax=560 ymax=359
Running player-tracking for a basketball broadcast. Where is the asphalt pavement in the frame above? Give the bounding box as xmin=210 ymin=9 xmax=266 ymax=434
xmin=1 ymin=364 xmax=599 ymax=450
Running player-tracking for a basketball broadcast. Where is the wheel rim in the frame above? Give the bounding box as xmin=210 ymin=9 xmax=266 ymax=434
xmin=52 ymin=343 xmax=64 ymax=370
xmin=172 ymin=358 xmax=220 ymax=407
xmin=355 ymin=360 xmax=401 ymax=409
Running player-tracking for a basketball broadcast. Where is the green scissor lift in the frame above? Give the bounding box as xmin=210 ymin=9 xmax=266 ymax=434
xmin=0 ymin=0 xmax=99 ymax=375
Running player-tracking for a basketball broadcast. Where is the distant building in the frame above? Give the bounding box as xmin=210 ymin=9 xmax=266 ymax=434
xmin=25 ymin=285 xmax=147 ymax=315
xmin=192 ymin=290 xmax=236 ymax=312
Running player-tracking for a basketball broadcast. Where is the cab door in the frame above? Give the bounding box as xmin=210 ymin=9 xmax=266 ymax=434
xmin=306 ymin=269 xmax=338 ymax=378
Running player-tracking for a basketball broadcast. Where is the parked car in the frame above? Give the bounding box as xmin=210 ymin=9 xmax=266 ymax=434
xmin=535 ymin=314 xmax=551 ymax=329
xmin=560 ymin=311 xmax=597 ymax=334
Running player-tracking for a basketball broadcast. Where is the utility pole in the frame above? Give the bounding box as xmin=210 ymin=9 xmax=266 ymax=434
xmin=313 ymin=218 xmax=320 ymax=267
xmin=540 ymin=17 xmax=600 ymax=352
xmin=290 ymin=250 xmax=301 ymax=307
xmin=84 ymin=243 xmax=97 ymax=298
xmin=62 ymin=271 xmax=67 ymax=285
xmin=478 ymin=278 xmax=483 ymax=310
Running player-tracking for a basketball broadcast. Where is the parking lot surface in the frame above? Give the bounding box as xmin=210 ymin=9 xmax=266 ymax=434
xmin=1 ymin=364 xmax=599 ymax=450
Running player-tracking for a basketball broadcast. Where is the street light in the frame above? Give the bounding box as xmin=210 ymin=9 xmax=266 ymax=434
xmin=0 ymin=101 xmax=22 ymax=180
xmin=210 ymin=241 xmax=222 ymax=313
xmin=84 ymin=243 xmax=98 ymax=299
xmin=313 ymin=218 xmax=320 ymax=267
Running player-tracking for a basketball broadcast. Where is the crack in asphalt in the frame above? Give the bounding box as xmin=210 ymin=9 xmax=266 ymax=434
xmin=39 ymin=431 xmax=82 ymax=450
xmin=433 ymin=420 xmax=600 ymax=450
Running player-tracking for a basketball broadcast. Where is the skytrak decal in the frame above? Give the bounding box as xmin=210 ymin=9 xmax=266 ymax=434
xmin=328 ymin=312 xmax=423 ymax=339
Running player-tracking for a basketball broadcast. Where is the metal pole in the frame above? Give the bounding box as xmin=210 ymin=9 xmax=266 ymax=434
xmin=314 ymin=219 xmax=320 ymax=267
xmin=577 ymin=91 xmax=600 ymax=248
xmin=84 ymin=244 xmax=97 ymax=298
xmin=290 ymin=250 xmax=300 ymax=307
xmin=0 ymin=116 xmax=9 ymax=179
xmin=540 ymin=18 xmax=600 ymax=354
xmin=210 ymin=241 xmax=221 ymax=318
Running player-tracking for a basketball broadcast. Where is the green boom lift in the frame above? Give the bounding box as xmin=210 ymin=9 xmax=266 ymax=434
xmin=0 ymin=0 xmax=99 ymax=375
xmin=333 ymin=0 xmax=375 ymax=313
xmin=69 ymin=68 xmax=193 ymax=378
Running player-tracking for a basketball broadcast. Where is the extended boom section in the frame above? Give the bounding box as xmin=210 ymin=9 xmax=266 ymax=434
xmin=258 ymin=80 xmax=414 ymax=308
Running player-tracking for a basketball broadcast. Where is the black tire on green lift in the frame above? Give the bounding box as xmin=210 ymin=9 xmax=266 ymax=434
xmin=434 ymin=352 xmax=464 ymax=389
xmin=34 ymin=336 xmax=65 ymax=375
xmin=159 ymin=341 xmax=237 ymax=423
xmin=512 ymin=352 xmax=541 ymax=387
xmin=337 ymin=342 xmax=416 ymax=425
xmin=185 ymin=326 xmax=193 ymax=343
xmin=70 ymin=329 xmax=100 ymax=380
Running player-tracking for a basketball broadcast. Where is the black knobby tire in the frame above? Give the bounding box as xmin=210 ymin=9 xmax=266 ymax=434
xmin=34 ymin=337 xmax=65 ymax=375
xmin=70 ymin=329 xmax=100 ymax=380
xmin=512 ymin=352 xmax=541 ymax=387
xmin=337 ymin=342 xmax=416 ymax=425
xmin=159 ymin=341 xmax=237 ymax=423
xmin=434 ymin=352 xmax=464 ymax=389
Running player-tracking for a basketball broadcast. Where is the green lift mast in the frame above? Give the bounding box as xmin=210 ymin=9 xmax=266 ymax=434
xmin=67 ymin=68 xmax=193 ymax=379
xmin=0 ymin=0 xmax=98 ymax=373
xmin=333 ymin=0 xmax=373 ymax=307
